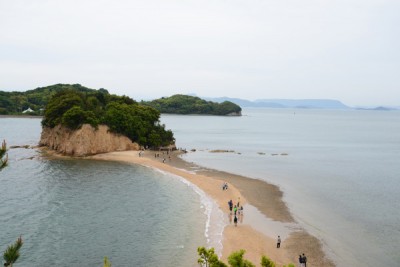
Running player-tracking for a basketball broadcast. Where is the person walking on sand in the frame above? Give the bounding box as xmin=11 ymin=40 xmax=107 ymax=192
xmin=276 ymin=235 xmax=281 ymax=248
xmin=299 ymin=255 xmax=303 ymax=267
xmin=222 ymin=182 xmax=228 ymax=190
xmin=234 ymin=215 xmax=238 ymax=226
xmin=228 ymin=200 xmax=233 ymax=214
xmin=233 ymin=205 xmax=237 ymax=216
xmin=302 ymin=253 xmax=307 ymax=267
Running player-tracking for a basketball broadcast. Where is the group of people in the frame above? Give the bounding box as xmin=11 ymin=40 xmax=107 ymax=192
xmin=228 ymin=199 xmax=243 ymax=226
xmin=153 ymin=151 xmax=172 ymax=163
xmin=298 ymin=253 xmax=307 ymax=267
xmin=224 ymin=184 xmax=308 ymax=266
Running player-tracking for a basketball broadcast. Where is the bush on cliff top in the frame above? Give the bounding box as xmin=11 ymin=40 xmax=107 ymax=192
xmin=42 ymin=89 xmax=174 ymax=148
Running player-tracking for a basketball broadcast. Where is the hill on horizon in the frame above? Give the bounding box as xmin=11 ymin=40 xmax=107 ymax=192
xmin=202 ymin=96 xmax=399 ymax=110
xmin=203 ymin=97 xmax=351 ymax=109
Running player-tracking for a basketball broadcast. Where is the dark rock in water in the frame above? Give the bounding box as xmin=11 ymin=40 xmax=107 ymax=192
xmin=210 ymin=149 xmax=235 ymax=153
xmin=10 ymin=145 xmax=30 ymax=149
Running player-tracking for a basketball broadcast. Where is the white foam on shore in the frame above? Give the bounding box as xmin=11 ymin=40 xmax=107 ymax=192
xmin=150 ymin=167 xmax=227 ymax=257
xmin=173 ymin=167 xmax=197 ymax=175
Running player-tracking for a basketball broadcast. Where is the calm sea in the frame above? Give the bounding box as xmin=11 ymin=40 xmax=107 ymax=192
xmin=1 ymin=108 xmax=399 ymax=267
xmin=0 ymin=118 xmax=209 ymax=266
xmin=161 ymin=108 xmax=400 ymax=267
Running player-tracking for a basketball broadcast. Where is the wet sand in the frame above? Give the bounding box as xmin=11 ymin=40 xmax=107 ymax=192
xmin=88 ymin=150 xmax=335 ymax=267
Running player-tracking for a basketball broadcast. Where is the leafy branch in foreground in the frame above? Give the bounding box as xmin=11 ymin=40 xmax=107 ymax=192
xmin=198 ymin=247 xmax=295 ymax=267
xmin=3 ymin=236 xmax=23 ymax=267
xmin=103 ymin=256 xmax=112 ymax=267
xmin=228 ymin=249 xmax=255 ymax=267
xmin=0 ymin=140 xmax=8 ymax=170
xmin=198 ymin=247 xmax=227 ymax=267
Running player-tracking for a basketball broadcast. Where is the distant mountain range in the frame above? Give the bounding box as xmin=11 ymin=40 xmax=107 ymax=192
xmin=202 ymin=97 xmax=398 ymax=110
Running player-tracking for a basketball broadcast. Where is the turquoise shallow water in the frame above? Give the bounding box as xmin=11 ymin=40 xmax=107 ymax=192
xmin=0 ymin=118 xmax=207 ymax=266
xmin=160 ymin=108 xmax=400 ymax=267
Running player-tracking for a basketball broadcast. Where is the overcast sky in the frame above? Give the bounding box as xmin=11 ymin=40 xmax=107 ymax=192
xmin=1 ymin=0 xmax=399 ymax=106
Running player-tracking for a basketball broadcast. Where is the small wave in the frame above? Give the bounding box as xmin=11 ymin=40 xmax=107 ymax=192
xmin=174 ymin=167 xmax=197 ymax=174
xmin=150 ymin=167 xmax=226 ymax=257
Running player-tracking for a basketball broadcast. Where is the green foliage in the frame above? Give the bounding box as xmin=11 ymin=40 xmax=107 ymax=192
xmin=261 ymin=256 xmax=276 ymax=267
xmin=0 ymin=83 xmax=99 ymax=115
xmin=3 ymin=236 xmax=23 ymax=267
xmin=62 ymin=106 xmax=99 ymax=130
xmin=40 ymin=86 xmax=174 ymax=148
xmin=227 ymin=250 xmax=255 ymax=267
xmin=42 ymin=90 xmax=85 ymax=127
xmin=197 ymin=247 xmax=294 ymax=267
xmin=103 ymin=256 xmax=112 ymax=267
xmin=0 ymin=140 xmax=8 ymax=170
xmin=141 ymin=94 xmax=242 ymax=115
xmin=197 ymin=247 xmax=227 ymax=267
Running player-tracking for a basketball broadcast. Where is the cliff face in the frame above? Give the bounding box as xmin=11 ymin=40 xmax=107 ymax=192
xmin=226 ymin=111 xmax=242 ymax=116
xmin=39 ymin=124 xmax=140 ymax=156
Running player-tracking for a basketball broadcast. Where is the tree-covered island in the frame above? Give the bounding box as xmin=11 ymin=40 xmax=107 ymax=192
xmin=1 ymin=85 xmax=242 ymax=116
xmin=40 ymin=85 xmax=174 ymax=149
xmin=141 ymin=94 xmax=242 ymax=116
xmin=1 ymin=84 xmax=242 ymax=149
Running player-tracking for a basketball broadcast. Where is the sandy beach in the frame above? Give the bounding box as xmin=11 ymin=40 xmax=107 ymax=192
xmin=88 ymin=150 xmax=335 ymax=267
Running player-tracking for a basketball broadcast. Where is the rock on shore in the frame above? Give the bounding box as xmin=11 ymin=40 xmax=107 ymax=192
xmin=39 ymin=124 xmax=139 ymax=156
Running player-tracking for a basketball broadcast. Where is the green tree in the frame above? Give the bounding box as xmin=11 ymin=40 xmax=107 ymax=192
xmin=62 ymin=106 xmax=99 ymax=129
xmin=197 ymin=247 xmax=227 ymax=267
xmin=0 ymin=140 xmax=8 ymax=170
xmin=260 ymin=256 xmax=276 ymax=267
xmin=3 ymin=236 xmax=23 ymax=267
xmin=227 ymin=250 xmax=255 ymax=267
xmin=42 ymin=90 xmax=84 ymax=128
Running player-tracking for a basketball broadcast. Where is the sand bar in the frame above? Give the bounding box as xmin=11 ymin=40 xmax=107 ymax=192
xmin=87 ymin=150 xmax=335 ymax=267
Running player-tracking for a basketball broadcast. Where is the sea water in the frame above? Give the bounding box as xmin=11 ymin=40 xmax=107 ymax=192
xmin=2 ymin=108 xmax=399 ymax=267
xmin=161 ymin=108 xmax=400 ymax=267
xmin=0 ymin=118 xmax=208 ymax=266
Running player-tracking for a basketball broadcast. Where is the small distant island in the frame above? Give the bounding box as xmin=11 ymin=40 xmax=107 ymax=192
xmin=141 ymin=94 xmax=242 ymax=116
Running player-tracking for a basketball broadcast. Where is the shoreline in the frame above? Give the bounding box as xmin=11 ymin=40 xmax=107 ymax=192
xmin=0 ymin=115 xmax=42 ymax=118
xmin=86 ymin=149 xmax=335 ymax=267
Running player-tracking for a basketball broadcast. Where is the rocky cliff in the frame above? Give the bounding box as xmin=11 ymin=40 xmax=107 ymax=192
xmin=227 ymin=111 xmax=242 ymax=116
xmin=39 ymin=124 xmax=140 ymax=156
